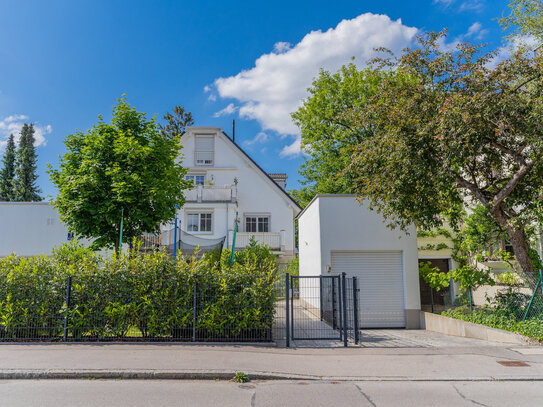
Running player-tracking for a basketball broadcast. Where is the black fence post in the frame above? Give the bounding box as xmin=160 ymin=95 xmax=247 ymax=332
xmin=192 ymin=280 xmax=197 ymax=342
xmin=338 ymin=275 xmax=343 ymax=341
xmin=63 ymin=275 xmax=72 ymax=342
xmin=290 ymin=275 xmax=294 ymax=339
xmin=332 ymin=277 xmax=337 ymax=329
xmin=342 ymin=273 xmax=347 ymax=347
xmin=352 ymin=276 xmax=359 ymax=345
xmin=285 ymin=273 xmax=290 ymax=348
xmin=319 ymin=276 xmax=324 ymax=321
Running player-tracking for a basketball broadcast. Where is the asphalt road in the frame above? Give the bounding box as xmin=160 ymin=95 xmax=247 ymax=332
xmin=1 ymin=379 xmax=542 ymax=407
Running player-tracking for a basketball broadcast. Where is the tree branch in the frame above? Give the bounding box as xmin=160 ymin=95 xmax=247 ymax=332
xmin=492 ymin=156 xmax=539 ymax=211
xmin=453 ymin=172 xmax=490 ymax=206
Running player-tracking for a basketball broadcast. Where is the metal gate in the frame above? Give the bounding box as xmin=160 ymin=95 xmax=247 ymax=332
xmin=285 ymin=273 xmax=359 ymax=347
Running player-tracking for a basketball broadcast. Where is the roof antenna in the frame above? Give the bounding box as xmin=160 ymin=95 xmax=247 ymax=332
xmin=232 ymin=119 xmax=235 ymax=143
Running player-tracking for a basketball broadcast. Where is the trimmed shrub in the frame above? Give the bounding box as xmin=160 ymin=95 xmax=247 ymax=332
xmin=0 ymin=241 xmax=278 ymax=341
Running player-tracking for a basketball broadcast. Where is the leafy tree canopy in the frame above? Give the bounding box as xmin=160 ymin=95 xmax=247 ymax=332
xmin=341 ymin=31 xmax=543 ymax=275
xmin=49 ymin=96 xmax=191 ymax=251
xmin=291 ymin=63 xmax=388 ymax=207
xmin=499 ymin=0 xmax=543 ymax=42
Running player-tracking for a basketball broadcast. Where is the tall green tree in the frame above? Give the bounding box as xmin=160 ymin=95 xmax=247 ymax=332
xmin=14 ymin=123 xmax=42 ymax=202
xmin=0 ymin=134 xmax=16 ymax=200
xmin=499 ymin=0 xmax=543 ymax=42
xmin=49 ymin=97 xmax=192 ymax=252
xmin=342 ymin=31 xmax=543 ymax=275
xmin=291 ymin=63 xmax=385 ymax=207
xmin=160 ymin=105 xmax=194 ymax=140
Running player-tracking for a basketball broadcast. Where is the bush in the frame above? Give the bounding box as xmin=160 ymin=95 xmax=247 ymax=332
xmin=0 ymin=241 xmax=278 ymax=341
xmin=442 ymin=306 xmax=543 ymax=343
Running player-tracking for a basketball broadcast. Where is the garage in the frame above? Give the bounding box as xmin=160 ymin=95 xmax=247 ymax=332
xmin=331 ymin=251 xmax=406 ymax=328
xmin=297 ymin=195 xmax=420 ymax=329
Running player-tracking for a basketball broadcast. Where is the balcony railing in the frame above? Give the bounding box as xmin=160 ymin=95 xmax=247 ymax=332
xmin=228 ymin=231 xmax=285 ymax=251
xmin=184 ymin=185 xmax=236 ymax=203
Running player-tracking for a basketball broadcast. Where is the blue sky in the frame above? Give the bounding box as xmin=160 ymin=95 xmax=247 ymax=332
xmin=0 ymin=0 xmax=513 ymax=198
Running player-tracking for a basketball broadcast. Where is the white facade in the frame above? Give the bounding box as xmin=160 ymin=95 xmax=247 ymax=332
xmin=298 ymin=195 xmax=421 ymax=328
xmin=167 ymin=127 xmax=301 ymax=261
xmin=0 ymin=202 xmax=76 ymax=257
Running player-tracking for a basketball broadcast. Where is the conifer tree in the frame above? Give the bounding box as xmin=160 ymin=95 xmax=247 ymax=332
xmin=0 ymin=134 xmax=16 ymax=200
xmin=14 ymin=123 xmax=42 ymax=202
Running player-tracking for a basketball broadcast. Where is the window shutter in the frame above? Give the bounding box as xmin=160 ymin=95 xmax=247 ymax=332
xmin=195 ymin=135 xmax=214 ymax=151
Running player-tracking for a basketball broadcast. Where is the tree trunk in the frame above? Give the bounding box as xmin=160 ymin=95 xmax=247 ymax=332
xmin=505 ymin=226 xmax=535 ymax=275
xmin=490 ymin=206 xmax=535 ymax=275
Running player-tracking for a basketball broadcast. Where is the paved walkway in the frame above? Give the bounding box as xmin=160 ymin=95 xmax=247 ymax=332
xmin=0 ymin=337 xmax=542 ymax=381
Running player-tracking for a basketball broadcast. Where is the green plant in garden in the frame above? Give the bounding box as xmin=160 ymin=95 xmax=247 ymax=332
xmin=443 ymin=307 xmax=543 ymax=342
xmin=48 ymin=96 xmax=192 ymax=252
xmin=0 ymin=241 xmax=278 ymax=342
xmin=419 ymin=261 xmax=450 ymax=292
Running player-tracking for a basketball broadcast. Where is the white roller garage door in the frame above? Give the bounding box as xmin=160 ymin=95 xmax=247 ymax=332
xmin=331 ymin=251 xmax=406 ymax=328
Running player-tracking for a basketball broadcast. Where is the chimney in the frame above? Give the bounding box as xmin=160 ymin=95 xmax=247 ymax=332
xmin=268 ymin=173 xmax=287 ymax=190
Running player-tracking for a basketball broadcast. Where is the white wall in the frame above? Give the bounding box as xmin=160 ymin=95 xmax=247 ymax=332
xmin=298 ymin=195 xmax=421 ymax=319
xmin=177 ymin=127 xmax=299 ymax=257
xmin=0 ymin=202 xmax=74 ymax=257
xmin=298 ymin=198 xmax=321 ymax=277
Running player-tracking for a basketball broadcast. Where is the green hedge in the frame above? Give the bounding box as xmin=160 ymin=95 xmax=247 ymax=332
xmin=0 ymin=242 xmax=278 ymax=341
xmin=442 ymin=306 xmax=543 ymax=343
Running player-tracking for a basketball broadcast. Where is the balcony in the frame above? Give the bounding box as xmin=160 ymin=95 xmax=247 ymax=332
xmin=228 ymin=231 xmax=285 ymax=251
xmin=184 ymin=185 xmax=236 ymax=203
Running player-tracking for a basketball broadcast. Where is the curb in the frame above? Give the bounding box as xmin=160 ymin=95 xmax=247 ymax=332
xmin=2 ymin=370 xmax=543 ymax=382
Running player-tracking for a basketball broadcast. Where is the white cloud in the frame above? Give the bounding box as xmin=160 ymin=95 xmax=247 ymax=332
xmin=212 ymin=13 xmax=418 ymax=157
xmin=207 ymin=94 xmax=217 ymax=102
xmin=213 ymin=103 xmax=238 ymax=117
xmin=0 ymin=115 xmax=51 ymax=149
xmin=459 ymin=0 xmax=485 ymax=12
xmin=279 ymin=136 xmax=301 ymax=159
xmin=273 ymin=41 xmax=291 ymax=54
xmin=243 ymin=131 xmax=269 ymax=147
xmin=433 ymin=0 xmax=455 ymax=6
xmin=433 ymin=0 xmax=485 ymax=12
xmin=203 ymin=85 xmax=211 ymax=93
xmin=465 ymin=22 xmax=488 ymax=40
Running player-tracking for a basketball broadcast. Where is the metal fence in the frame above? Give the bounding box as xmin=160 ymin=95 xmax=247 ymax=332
xmin=284 ymin=273 xmax=359 ymax=347
xmin=0 ymin=273 xmax=277 ymax=342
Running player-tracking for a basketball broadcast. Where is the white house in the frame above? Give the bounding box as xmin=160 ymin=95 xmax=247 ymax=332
xmin=297 ymin=195 xmax=421 ymax=329
xmin=162 ymin=126 xmax=301 ymax=263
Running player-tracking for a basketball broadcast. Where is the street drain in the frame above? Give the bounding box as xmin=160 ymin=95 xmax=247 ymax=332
xmin=497 ymin=360 xmax=530 ymax=367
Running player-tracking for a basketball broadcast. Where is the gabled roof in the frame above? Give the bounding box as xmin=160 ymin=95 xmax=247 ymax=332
xmin=181 ymin=127 xmax=302 ymax=212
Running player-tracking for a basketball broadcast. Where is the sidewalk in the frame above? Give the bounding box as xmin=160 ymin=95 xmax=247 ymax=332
xmin=1 ymin=340 xmax=543 ymax=381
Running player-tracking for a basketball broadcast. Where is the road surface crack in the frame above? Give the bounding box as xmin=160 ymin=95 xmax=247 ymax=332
xmin=452 ymin=384 xmax=490 ymax=407
xmin=355 ymin=384 xmax=377 ymax=407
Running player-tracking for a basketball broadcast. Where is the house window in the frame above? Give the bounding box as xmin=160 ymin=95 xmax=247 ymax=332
xmin=195 ymin=135 xmax=214 ymax=166
xmin=185 ymin=174 xmax=205 ymax=185
xmin=245 ymin=216 xmax=270 ymax=232
xmin=187 ymin=213 xmax=212 ymax=233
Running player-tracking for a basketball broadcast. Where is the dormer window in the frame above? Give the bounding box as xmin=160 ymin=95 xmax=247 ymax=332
xmin=195 ymin=135 xmax=214 ymax=166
